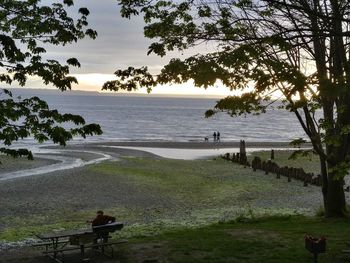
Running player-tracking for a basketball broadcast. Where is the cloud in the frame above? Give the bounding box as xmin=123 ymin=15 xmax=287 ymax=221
xmin=34 ymin=1 xmax=232 ymax=96
xmin=44 ymin=0 xmax=159 ymax=74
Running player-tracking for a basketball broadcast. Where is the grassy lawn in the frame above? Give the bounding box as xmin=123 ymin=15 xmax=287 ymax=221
xmin=117 ymin=215 xmax=350 ymax=263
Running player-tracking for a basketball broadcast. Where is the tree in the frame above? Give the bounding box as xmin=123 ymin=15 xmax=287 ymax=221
xmin=0 ymin=0 xmax=102 ymax=159
xmin=105 ymin=0 xmax=350 ymax=217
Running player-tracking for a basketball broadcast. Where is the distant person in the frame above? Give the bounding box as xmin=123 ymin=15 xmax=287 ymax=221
xmin=217 ymin=131 xmax=220 ymax=142
xmin=213 ymin=132 xmax=217 ymax=141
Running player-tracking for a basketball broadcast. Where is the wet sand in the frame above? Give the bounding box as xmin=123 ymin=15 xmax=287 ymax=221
xmin=88 ymin=140 xmax=300 ymax=149
xmin=1 ymin=141 xmax=304 ymax=178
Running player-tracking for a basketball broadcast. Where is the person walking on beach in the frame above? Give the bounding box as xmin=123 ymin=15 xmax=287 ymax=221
xmin=217 ymin=131 xmax=220 ymax=142
xmin=213 ymin=132 xmax=217 ymax=142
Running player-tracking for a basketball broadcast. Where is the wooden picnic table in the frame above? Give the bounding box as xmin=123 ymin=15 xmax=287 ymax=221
xmin=35 ymin=222 xmax=124 ymax=263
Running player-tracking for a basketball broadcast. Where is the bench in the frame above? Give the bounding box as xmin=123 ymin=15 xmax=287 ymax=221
xmin=92 ymin=222 xmax=124 ymax=243
xmin=32 ymin=240 xmax=69 ymax=247
xmin=93 ymin=222 xmax=123 ymax=233
xmin=37 ymin=222 xmax=124 ymax=262
xmin=32 ymin=239 xmax=70 ymax=255
xmin=43 ymin=240 xmax=128 ymax=254
xmin=43 ymin=240 xmax=128 ymax=261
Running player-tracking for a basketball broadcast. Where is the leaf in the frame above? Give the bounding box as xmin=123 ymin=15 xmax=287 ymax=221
xmin=288 ymin=150 xmax=313 ymax=160
xmin=63 ymin=0 xmax=74 ymax=6
xmin=66 ymin=58 xmax=81 ymax=67
xmin=289 ymin=138 xmax=307 ymax=147
xmin=79 ymin=8 xmax=90 ymax=16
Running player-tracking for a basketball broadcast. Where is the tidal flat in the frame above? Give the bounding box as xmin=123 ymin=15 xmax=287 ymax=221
xmin=1 ymin=148 xmax=350 ymax=262
xmin=0 ymin=150 xmax=325 ymax=242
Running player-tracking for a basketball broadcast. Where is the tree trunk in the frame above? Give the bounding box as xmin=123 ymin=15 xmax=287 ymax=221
xmin=325 ymin=172 xmax=346 ymax=217
xmin=320 ymin=157 xmax=328 ymax=209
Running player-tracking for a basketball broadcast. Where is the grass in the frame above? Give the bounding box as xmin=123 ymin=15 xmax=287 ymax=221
xmin=0 ymin=154 xmax=57 ymax=172
xmin=1 ymin=152 xmax=350 ymax=262
xmin=250 ymin=150 xmax=321 ymax=174
xmin=0 ymin=155 xmax=321 ymax=242
xmin=89 ymin=157 xmax=274 ymax=205
xmin=117 ymin=215 xmax=350 ymax=263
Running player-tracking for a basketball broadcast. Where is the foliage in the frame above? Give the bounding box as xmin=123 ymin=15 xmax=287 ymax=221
xmin=0 ymin=0 xmax=101 ymax=158
xmin=109 ymin=0 xmax=350 ymax=216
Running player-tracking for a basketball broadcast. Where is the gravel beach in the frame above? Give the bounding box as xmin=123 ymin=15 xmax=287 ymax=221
xmin=0 ymin=141 xmax=329 ymax=262
xmin=0 ymin=141 xmax=320 ymax=222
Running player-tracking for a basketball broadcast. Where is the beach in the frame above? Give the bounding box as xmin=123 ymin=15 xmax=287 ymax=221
xmin=0 ymin=141 xmax=306 ymax=180
xmin=0 ymin=140 xmax=319 ymax=223
xmin=0 ymin=140 xmax=328 ymax=262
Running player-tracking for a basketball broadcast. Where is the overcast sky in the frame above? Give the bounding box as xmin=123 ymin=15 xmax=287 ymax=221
xmin=31 ymin=0 xmax=236 ymax=96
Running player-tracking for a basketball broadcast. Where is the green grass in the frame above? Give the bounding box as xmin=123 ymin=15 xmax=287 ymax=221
xmin=250 ymin=150 xmax=321 ymax=174
xmin=0 ymin=155 xmax=324 ymax=243
xmin=89 ymin=158 xmax=275 ymax=205
xmin=118 ymin=215 xmax=350 ymax=263
xmin=0 ymin=158 xmax=318 ymax=241
xmin=0 ymin=158 xmax=317 ymax=241
xmin=2 ymin=153 xmax=350 ymax=262
xmin=0 ymin=154 xmax=56 ymax=171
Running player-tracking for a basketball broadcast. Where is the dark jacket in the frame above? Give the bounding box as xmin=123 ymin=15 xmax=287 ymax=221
xmin=92 ymin=215 xmax=115 ymax=226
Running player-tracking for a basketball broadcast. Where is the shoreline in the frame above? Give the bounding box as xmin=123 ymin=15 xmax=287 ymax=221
xmin=0 ymin=140 xmax=311 ymax=179
xmin=86 ymin=140 xmax=307 ymax=149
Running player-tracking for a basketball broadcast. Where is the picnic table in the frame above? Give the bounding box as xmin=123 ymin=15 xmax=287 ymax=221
xmin=35 ymin=222 xmax=124 ymax=263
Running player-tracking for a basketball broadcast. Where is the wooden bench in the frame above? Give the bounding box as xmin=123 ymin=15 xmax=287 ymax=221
xmin=32 ymin=240 xmax=69 ymax=247
xmin=32 ymin=239 xmax=70 ymax=255
xmin=42 ymin=240 xmax=128 ymax=261
xmin=36 ymin=222 xmax=124 ymax=262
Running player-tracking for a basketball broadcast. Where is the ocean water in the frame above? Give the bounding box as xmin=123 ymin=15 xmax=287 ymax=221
xmin=9 ymin=89 xmax=308 ymax=145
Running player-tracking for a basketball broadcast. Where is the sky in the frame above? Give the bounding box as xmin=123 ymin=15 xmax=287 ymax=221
xmin=27 ymin=0 xmax=237 ymax=97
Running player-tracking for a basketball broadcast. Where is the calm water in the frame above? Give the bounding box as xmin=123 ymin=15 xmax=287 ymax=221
xmin=10 ymin=89 xmax=308 ymax=145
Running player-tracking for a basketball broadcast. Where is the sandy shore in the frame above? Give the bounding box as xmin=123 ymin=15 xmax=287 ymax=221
xmin=0 ymin=140 xmax=332 ymax=262
xmin=0 ymin=140 xmax=307 ymax=178
xmin=87 ymin=140 xmax=303 ymax=149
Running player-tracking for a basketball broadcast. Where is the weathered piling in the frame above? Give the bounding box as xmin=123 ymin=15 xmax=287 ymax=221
xmin=220 ymin=142 xmax=330 ymax=188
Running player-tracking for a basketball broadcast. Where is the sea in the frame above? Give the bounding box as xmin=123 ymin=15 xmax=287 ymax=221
xmin=8 ymin=88 xmax=309 ymax=147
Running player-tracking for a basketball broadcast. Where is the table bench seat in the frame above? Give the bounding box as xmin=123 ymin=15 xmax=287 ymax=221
xmin=42 ymin=240 xmax=128 ymax=255
xmin=32 ymin=240 xmax=69 ymax=247
xmin=36 ymin=222 xmax=124 ymax=262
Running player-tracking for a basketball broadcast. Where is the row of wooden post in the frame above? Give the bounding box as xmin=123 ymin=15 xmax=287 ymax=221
xmin=221 ymin=140 xmax=322 ymax=187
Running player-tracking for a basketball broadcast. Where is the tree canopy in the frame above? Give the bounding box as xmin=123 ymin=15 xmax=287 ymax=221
xmin=0 ymin=0 xmax=102 ymax=159
xmin=107 ymin=0 xmax=350 ymax=217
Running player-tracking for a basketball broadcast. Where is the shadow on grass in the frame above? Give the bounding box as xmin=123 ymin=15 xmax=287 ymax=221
xmin=119 ymin=215 xmax=350 ymax=263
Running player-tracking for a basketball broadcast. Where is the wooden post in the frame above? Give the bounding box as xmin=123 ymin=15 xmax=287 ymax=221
xmin=239 ymin=140 xmax=247 ymax=165
xmin=276 ymin=171 xmax=280 ymax=179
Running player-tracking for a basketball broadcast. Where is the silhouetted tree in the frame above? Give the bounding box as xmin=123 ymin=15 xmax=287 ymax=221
xmin=106 ymin=0 xmax=350 ymax=217
xmin=0 ymin=0 xmax=102 ymax=159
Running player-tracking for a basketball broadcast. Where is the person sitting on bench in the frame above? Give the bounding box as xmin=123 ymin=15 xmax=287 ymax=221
xmin=88 ymin=210 xmax=116 ymax=242
xmin=90 ymin=210 xmax=115 ymax=226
